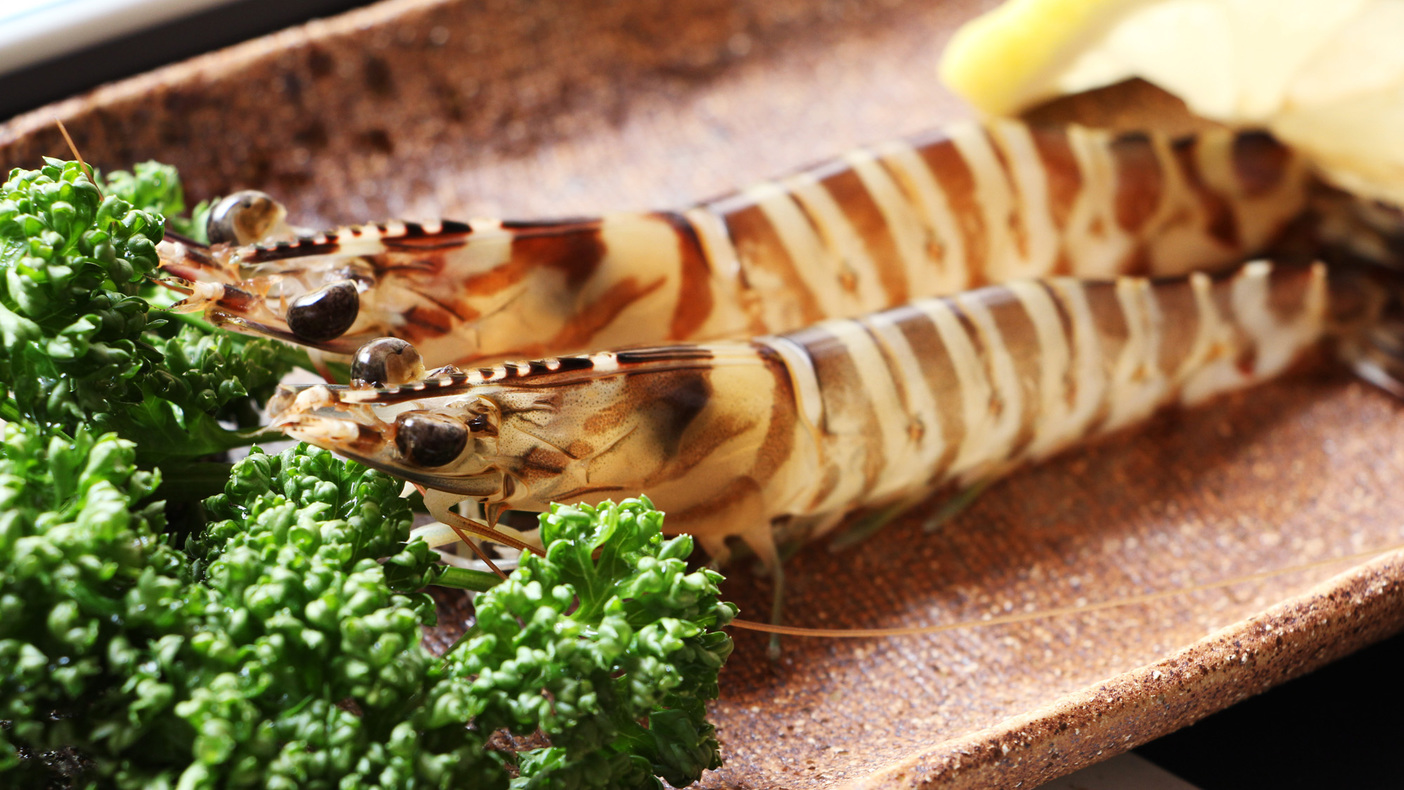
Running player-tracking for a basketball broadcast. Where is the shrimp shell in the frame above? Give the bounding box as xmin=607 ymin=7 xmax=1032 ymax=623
xmin=160 ymin=120 xmax=1314 ymax=366
xmin=268 ymin=260 xmax=1404 ymax=568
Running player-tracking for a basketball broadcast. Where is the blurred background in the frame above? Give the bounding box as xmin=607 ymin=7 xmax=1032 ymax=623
xmin=0 ymin=0 xmax=377 ymax=121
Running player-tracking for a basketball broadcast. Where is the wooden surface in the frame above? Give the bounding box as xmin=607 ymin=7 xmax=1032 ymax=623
xmin=5 ymin=1 xmax=1404 ymax=787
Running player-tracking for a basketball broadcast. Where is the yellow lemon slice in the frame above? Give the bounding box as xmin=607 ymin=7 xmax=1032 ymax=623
xmin=941 ymin=0 xmax=1404 ymax=205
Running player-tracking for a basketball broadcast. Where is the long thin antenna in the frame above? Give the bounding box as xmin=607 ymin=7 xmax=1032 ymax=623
xmin=54 ymin=118 xmax=101 ymax=196
xmin=729 ymin=543 xmax=1404 ymax=637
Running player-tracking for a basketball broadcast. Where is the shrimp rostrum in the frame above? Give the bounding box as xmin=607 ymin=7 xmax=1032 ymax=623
xmin=161 ymin=120 xmax=1323 ymax=367
xmin=268 ymin=260 xmax=1404 ymax=576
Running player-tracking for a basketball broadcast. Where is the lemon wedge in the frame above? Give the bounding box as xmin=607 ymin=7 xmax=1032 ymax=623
xmin=940 ymin=0 xmax=1404 ymax=205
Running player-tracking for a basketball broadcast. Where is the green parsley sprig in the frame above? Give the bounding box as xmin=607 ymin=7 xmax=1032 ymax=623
xmin=0 ymin=159 xmax=304 ymax=461
xmin=0 ymin=158 xmax=736 ymax=788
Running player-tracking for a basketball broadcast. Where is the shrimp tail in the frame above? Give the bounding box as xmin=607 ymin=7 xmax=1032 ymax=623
xmin=1306 ymin=188 xmax=1404 ymax=395
xmin=1333 ymin=264 xmax=1404 ymax=398
xmin=1313 ymin=187 xmax=1404 ymax=272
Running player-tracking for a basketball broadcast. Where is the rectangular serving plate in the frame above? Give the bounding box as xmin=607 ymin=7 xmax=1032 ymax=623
xmin=4 ymin=1 xmax=1402 ymax=787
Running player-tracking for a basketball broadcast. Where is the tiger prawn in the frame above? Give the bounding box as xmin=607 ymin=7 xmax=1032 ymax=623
xmin=266 ymin=260 xmax=1404 ymax=593
xmin=158 ymin=120 xmax=1320 ymax=367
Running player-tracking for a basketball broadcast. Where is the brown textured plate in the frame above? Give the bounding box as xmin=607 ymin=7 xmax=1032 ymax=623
xmin=5 ymin=1 xmax=1403 ymax=787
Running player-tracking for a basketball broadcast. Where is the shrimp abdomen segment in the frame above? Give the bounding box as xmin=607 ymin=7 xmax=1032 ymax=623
xmin=450 ymin=263 xmax=1329 ymax=545
xmin=765 ymin=262 xmax=1329 ymax=542
xmin=702 ymin=122 xmax=1310 ymax=334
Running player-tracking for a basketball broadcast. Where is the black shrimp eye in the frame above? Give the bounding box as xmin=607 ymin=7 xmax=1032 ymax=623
xmin=467 ymin=413 xmax=496 ymax=436
xmin=394 ymin=413 xmax=468 ymax=468
xmin=286 ymin=280 xmax=360 ymax=342
xmin=207 ymin=190 xmax=283 ymax=245
xmin=351 ymin=338 xmax=425 ymax=386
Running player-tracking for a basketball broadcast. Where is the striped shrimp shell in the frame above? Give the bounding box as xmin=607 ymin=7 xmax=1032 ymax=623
xmin=161 ymin=120 xmax=1315 ymax=366
xmin=269 ymin=259 xmax=1404 ymax=566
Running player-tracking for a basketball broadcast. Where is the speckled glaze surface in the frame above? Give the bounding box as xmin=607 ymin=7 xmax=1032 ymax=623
xmin=5 ymin=2 xmax=1403 ymax=788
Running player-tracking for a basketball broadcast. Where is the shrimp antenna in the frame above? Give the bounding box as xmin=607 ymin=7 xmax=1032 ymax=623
xmin=728 ymin=542 xmax=1404 ymax=638
xmin=54 ymin=119 xmax=100 ymax=197
xmin=163 ymin=229 xmax=208 ymax=248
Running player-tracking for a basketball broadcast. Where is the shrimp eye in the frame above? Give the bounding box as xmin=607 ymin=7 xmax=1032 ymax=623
xmin=352 ymin=337 xmax=425 ymax=386
xmin=287 ymin=280 xmax=360 ymax=342
xmin=467 ymin=413 xmax=496 ymax=436
xmin=207 ymin=190 xmax=285 ymax=245
xmin=394 ymin=413 xmax=468 ymax=468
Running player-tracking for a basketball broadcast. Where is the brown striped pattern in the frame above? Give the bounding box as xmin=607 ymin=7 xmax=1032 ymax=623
xmin=274 ymin=262 xmax=1335 ymax=567
xmin=701 ymin=121 xmax=1312 ymax=342
xmin=169 ymin=121 xmax=1314 ymax=368
xmin=755 ymin=261 xmax=1330 ymax=542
